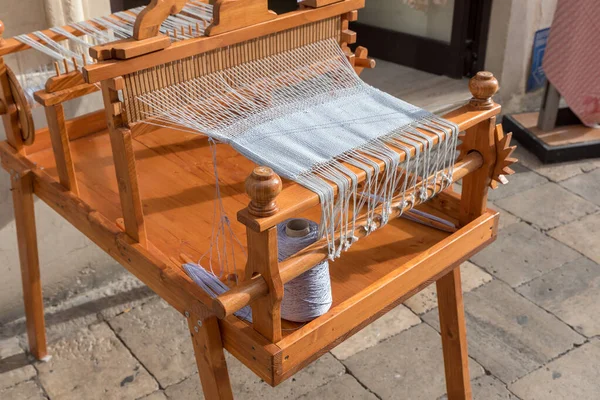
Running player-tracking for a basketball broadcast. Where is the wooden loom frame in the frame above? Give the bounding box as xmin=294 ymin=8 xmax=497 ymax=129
xmin=0 ymin=1 xmax=517 ymax=399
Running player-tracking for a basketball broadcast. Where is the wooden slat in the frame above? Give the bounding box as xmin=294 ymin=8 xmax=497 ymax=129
xmin=274 ymin=210 xmax=498 ymax=383
xmin=44 ymin=104 xmax=79 ymax=194
xmin=101 ymin=81 xmax=147 ymax=246
xmin=11 ymin=171 xmax=48 ymax=360
xmin=238 ymin=104 xmax=501 ymax=232
xmin=83 ymin=0 xmax=365 ymax=83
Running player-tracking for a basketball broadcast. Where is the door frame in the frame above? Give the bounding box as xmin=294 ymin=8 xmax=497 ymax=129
xmin=352 ymin=0 xmax=493 ymax=78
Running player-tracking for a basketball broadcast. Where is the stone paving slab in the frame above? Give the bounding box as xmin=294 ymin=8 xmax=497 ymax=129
xmin=164 ymin=352 xmax=345 ymax=399
xmin=509 ymin=340 xmax=600 ymax=400
xmin=330 ymin=304 xmax=420 ymax=360
xmin=343 ymin=323 xmax=484 ymax=400
xmin=108 ymin=298 xmax=196 ymax=388
xmin=470 ymin=222 xmax=580 ymax=287
xmin=0 ymin=337 xmax=36 ymax=390
xmin=296 ymin=374 xmax=378 ymax=400
xmin=439 ymin=375 xmax=519 ymax=400
xmin=495 ymin=183 xmax=598 ymax=230
xmin=138 ymin=391 xmax=168 ymax=400
xmin=549 ymin=213 xmax=600 ymax=264
xmin=0 ymin=380 xmax=47 ymax=400
xmin=513 ymin=145 xmax=599 ymax=182
xmin=490 ymin=203 xmax=521 ymax=230
xmin=487 ymin=164 xmax=548 ymax=201
xmin=560 ymin=169 xmax=600 ymax=207
xmin=517 ymin=257 xmax=600 ymax=338
xmin=423 ymin=280 xmax=585 ymax=384
xmin=404 ymin=262 xmax=492 ymax=315
xmin=36 ymin=322 xmax=157 ymax=400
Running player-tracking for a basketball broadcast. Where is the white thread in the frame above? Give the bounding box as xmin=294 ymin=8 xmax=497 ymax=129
xmin=137 ymin=39 xmax=459 ymax=261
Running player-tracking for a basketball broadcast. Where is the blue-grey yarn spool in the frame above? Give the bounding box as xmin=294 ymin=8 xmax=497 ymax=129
xmin=278 ymin=218 xmax=333 ymax=322
xmin=183 ymin=218 xmax=332 ymax=324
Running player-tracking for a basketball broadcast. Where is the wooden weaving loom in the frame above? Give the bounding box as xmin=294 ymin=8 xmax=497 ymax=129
xmin=0 ymin=0 xmax=517 ymax=398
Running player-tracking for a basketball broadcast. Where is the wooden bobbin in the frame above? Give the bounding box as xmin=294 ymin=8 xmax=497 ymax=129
xmin=245 ymin=166 xmax=282 ymax=217
xmin=468 ymin=71 xmax=499 ymax=110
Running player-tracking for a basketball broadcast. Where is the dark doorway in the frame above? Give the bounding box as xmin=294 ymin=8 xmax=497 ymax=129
xmin=351 ymin=0 xmax=493 ymax=78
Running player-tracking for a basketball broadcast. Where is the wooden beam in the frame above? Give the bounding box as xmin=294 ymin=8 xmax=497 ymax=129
xmin=44 ymin=104 xmax=79 ymax=195
xmin=189 ymin=315 xmax=234 ymax=399
xmin=101 ymin=81 xmax=147 ymax=246
xmin=83 ymin=0 xmax=365 ymax=83
xmin=437 ymin=268 xmax=472 ymax=400
xmin=11 ymin=171 xmax=48 ymax=360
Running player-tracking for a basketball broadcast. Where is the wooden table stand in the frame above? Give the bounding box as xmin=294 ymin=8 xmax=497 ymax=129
xmin=0 ymin=2 xmax=517 ymax=399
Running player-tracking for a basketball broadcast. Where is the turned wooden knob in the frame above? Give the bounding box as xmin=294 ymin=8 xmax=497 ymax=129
xmin=245 ymin=166 xmax=282 ymax=217
xmin=469 ymin=71 xmax=499 ymax=110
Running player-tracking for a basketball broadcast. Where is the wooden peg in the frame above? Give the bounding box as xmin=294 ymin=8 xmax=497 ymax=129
xmin=245 ymin=166 xmax=282 ymax=217
xmin=53 ymin=61 xmax=61 ymax=77
xmin=188 ymin=25 xmax=192 ymax=35
xmin=71 ymin=57 xmax=79 ymax=71
xmin=341 ymin=30 xmax=356 ymax=44
xmin=63 ymin=59 xmax=69 ymax=74
xmin=174 ymin=29 xmax=178 ymax=39
xmin=469 ymin=71 xmax=499 ymax=110
xmin=196 ymin=22 xmax=200 ymax=34
xmin=81 ymin=54 xmax=87 ymax=66
xmin=0 ymin=20 xmax=5 ymax=46
xmin=181 ymin=26 xmax=185 ymax=36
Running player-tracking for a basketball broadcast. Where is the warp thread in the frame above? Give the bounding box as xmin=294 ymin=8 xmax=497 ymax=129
xmin=184 ymin=218 xmax=333 ymax=324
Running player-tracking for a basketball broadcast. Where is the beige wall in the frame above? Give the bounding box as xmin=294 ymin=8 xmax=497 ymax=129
xmin=485 ymin=0 xmax=558 ymax=114
xmin=0 ymin=0 xmax=119 ymax=323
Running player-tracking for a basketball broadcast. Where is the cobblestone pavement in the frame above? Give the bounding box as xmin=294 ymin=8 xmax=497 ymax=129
xmin=1 ymin=63 xmax=599 ymax=399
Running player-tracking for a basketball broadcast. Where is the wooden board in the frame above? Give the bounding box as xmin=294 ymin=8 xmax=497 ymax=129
xmin=512 ymin=112 xmax=600 ymax=147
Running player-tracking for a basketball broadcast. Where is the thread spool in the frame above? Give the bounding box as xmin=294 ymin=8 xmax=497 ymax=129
xmin=279 ymin=218 xmax=333 ymax=322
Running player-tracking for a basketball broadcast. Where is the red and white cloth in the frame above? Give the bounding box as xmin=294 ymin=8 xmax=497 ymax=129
xmin=543 ymin=0 xmax=600 ymax=127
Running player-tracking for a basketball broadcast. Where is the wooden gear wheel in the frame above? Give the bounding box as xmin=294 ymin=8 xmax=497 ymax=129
xmin=490 ymin=124 xmax=517 ymax=189
xmin=5 ymin=64 xmax=35 ymax=145
xmin=456 ymin=124 xmax=517 ymax=189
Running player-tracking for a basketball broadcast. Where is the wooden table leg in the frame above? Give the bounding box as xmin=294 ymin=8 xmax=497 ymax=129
xmin=11 ymin=171 xmax=48 ymax=360
xmin=188 ymin=315 xmax=234 ymax=400
xmin=436 ymin=267 xmax=472 ymax=400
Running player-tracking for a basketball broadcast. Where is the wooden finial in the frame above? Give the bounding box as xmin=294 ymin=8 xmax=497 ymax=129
xmin=245 ymin=166 xmax=282 ymax=217
xmin=469 ymin=71 xmax=499 ymax=110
